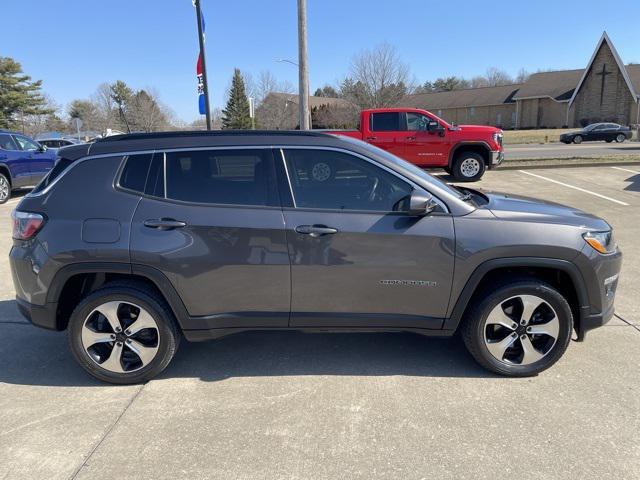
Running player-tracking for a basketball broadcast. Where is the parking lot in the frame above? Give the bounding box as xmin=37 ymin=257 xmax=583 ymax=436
xmin=1 ymin=165 xmax=639 ymax=480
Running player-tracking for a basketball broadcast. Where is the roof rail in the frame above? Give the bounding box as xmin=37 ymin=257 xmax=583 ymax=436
xmin=96 ymin=130 xmax=330 ymax=142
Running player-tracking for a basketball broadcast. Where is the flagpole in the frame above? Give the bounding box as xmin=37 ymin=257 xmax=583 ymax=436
xmin=194 ymin=0 xmax=212 ymax=130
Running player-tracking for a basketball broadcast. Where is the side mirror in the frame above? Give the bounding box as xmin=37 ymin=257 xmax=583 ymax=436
xmin=408 ymin=191 xmax=438 ymax=216
xmin=427 ymin=121 xmax=445 ymax=136
xmin=37 ymin=144 xmax=47 ymax=153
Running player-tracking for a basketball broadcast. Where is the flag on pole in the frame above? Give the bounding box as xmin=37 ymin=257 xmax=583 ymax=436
xmin=193 ymin=0 xmax=207 ymax=115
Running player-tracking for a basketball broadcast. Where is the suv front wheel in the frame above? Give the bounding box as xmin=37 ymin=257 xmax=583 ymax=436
xmin=68 ymin=283 xmax=180 ymax=384
xmin=461 ymin=280 xmax=573 ymax=376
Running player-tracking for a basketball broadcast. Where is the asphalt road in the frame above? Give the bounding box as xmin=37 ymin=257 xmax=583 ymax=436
xmin=505 ymin=141 xmax=640 ymax=159
xmin=1 ymin=166 xmax=639 ymax=480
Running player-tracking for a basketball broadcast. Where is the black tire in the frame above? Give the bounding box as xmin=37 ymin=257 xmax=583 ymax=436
xmin=461 ymin=279 xmax=573 ymax=377
xmin=0 ymin=173 xmax=11 ymax=204
xmin=605 ymin=138 xmax=613 ymax=143
xmin=451 ymin=152 xmax=486 ymax=182
xmin=573 ymin=135 xmax=583 ymax=144
xmin=615 ymin=134 xmax=626 ymax=143
xmin=68 ymin=282 xmax=180 ymax=384
xmin=443 ymin=166 xmax=452 ymax=175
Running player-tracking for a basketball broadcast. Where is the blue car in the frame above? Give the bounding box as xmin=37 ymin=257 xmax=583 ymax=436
xmin=0 ymin=130 xmax=57 ymax=203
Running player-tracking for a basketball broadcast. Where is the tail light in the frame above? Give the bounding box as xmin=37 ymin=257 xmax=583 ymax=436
xmin=12 ymin=210 xmax=45 ymax=240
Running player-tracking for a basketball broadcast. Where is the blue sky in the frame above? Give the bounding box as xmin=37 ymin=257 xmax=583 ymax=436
xmin=4 ymin=0 xmax=639 ymax=122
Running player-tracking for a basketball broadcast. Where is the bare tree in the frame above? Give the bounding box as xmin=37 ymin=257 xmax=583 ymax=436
xmin=347 ymin=43 xmax=413 ymax=108
xmin=515 ymin=68 xmax=530 ymax=84
xmin=90 ymin=82 xmax=116 ymax=134
xmin=485 ymin=67 xmax=513 ymax=86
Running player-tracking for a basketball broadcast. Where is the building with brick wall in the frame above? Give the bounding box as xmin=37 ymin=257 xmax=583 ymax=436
xmin=397 ymin=32 xmax=640 ymax=129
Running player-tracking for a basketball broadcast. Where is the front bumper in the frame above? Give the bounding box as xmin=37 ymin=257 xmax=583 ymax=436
xmin=489 ymin=150 xmax=504 ymax=168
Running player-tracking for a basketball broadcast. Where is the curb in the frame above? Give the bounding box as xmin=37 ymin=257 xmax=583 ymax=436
xmin=499 ymin=159 xmax=640 ymax=171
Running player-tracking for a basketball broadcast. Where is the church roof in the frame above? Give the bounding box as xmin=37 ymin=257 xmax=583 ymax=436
xmin=398 ymin=84 xmax=522 ymax=110
xmin=569 ymin=32 xmax=638 ymax=106
xmin=512 ymin=69 xmax=583 ymax=101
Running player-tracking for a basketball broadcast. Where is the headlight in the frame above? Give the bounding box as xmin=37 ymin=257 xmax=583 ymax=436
xmin=583 ymin=230 xmax=616 ymax=254
xmin=492 ymin=132 xmax=503 ymax=145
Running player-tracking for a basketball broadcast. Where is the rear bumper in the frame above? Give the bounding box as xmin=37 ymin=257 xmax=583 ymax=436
xmin=16 ymin=297 xmax=59 ymax=330
xmin=489 ymin=150 xmax=504 ymax=168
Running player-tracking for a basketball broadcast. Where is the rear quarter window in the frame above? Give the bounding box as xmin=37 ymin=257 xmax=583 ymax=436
xmin=119 ymin=154 xmax=154 ymax=193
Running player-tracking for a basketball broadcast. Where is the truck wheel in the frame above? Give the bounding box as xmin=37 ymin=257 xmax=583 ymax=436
xmin=68 ymin=283 xmax=180 ymax=384
xmin=573 ymin=135 xmax=583 ymax=144
xmin=452 ymin=152 xmax=485 ymax=182
xmin=461 ymin=279 xmax=573 ymax=377
xmin=0 ymin=173 xmax=11 ymax=204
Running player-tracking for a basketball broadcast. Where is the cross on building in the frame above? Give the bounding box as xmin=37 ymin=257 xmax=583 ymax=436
xmin=595 ymin=63 xmax=612 ymax=105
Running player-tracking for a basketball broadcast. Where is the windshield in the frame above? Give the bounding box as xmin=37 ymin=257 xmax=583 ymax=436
xmin=334 ymin=135 xmax=466 ymax=200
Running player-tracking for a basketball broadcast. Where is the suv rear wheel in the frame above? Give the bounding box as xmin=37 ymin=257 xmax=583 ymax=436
xmin=68 ymin=283 xmax=180 ymax=384
xmin=461 ymin=280 xmax=572 ymax=376
xmin=451 ymin=152 xmax=485 ymax=182
xmin=0 ymin=173 xmax=10 ymax=204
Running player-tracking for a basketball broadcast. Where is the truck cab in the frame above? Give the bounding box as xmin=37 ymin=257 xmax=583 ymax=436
xmin=333 ymin=108 xmax=504 ymax=181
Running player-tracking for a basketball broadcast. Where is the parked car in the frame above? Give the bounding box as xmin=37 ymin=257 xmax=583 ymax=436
xmin=10 ymin=131 xmax=621 ymax=384
xmin=560 ymin=123 xmax=632 ymax=144
xmin=37 ymin=138 xmax=82 ymax=150
xmin=0 ymin=130 xmax=57 ymax=203
xmin=332 ymin=108 xmax=504 ymax=181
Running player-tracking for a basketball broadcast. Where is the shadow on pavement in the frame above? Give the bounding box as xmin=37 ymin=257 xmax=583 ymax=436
xmin=0 ymin=299 xmax=28 ymax=324
xmin=620 ymin=173 xmax=640 ymax=192
xmin=0 ymin=324 xmax=494 ymax=387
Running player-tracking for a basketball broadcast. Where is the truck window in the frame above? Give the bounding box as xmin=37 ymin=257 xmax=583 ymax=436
xmin=406 ymin=113 xmax=430 ymax=131
xmin=370 ymin=112 xmax=401 ymax=132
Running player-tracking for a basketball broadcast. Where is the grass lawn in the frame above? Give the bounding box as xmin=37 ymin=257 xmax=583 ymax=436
xmin=502 ymin=129 xmax=575 ymax=145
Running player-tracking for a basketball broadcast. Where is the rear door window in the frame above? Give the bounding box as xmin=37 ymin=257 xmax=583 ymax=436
xmin=0 ymin=134 xmax=18 ymax=150
xmin=370 ymin=112 xmax=402 ymax=132
xmin=164 ymin=149 xmax=278 ymax=206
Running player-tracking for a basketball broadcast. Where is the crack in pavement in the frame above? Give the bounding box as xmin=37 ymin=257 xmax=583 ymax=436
xmin=68 ymin=384 xmax=146 ymax=480
xmin=614 ymin=313 xmax=640 ymax=333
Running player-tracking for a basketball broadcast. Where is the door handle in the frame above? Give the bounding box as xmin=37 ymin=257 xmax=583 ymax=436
xmin=144 ymin=218 xmax=187 ymax=230
xmin=295 ymin=225 xmax=338 ymax=237
xmin=365 ymin=136 xmax=377 ymax=141
xmin=406 ymin=136 xmax=416 ymax=140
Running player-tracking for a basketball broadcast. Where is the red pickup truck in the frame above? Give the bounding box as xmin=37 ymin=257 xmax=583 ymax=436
xmin=333 ymin=108 xmax=504 ymax=181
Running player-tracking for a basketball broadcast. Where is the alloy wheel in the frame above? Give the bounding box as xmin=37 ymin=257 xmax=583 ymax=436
xmin=81 ymin=301 xmax=160 ymax=373
xmin=483 ymin=295 xmax=560 ymax=366
xmin=616 ymin=134 xmax=626 ymax=143
xmin=0 ymin=176 xmax=9 ymax=202
xmin=460 ymin=158 xmax=481 ymax=178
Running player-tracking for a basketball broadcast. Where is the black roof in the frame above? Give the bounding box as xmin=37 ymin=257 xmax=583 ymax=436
xmin=87 ymin=130 xmax=345 ymax=156
xmin=96 ymin=130 xmax=330 ymax=143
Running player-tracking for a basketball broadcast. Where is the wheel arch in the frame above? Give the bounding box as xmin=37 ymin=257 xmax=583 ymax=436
xmin=47 ymin=263 xmax=190 ymax=331
xmin=444 ymin=258 xmax=589 ymax=336
xmin=0 ymin=163 xmax=12 ymax=185
xmin=448 ymin=142 xmax=491 ymax=168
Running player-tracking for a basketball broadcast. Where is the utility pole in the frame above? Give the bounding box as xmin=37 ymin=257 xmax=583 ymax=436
xmin=194 ymin=0 xmax=212 ymax=130
xmin=297 ymin=0 xmax=310 ymax=130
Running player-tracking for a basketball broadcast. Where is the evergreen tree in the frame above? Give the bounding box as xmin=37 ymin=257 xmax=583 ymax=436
xmin=0 ymin=57 xmax=52 ymax=129
xmin=222 ymin=69 xmax=252 ymax=129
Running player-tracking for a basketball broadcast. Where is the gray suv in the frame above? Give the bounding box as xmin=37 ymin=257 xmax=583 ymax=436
xmin=10 ymin=131 xmax=622 ymax=384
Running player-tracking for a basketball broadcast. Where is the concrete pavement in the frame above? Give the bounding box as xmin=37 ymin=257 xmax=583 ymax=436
xmin=1 ymin=167 xmax=639 ymax=480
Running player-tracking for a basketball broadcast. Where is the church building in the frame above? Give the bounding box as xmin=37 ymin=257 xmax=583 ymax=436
xmin=398 ymin=32 xmax=640 ymax=129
